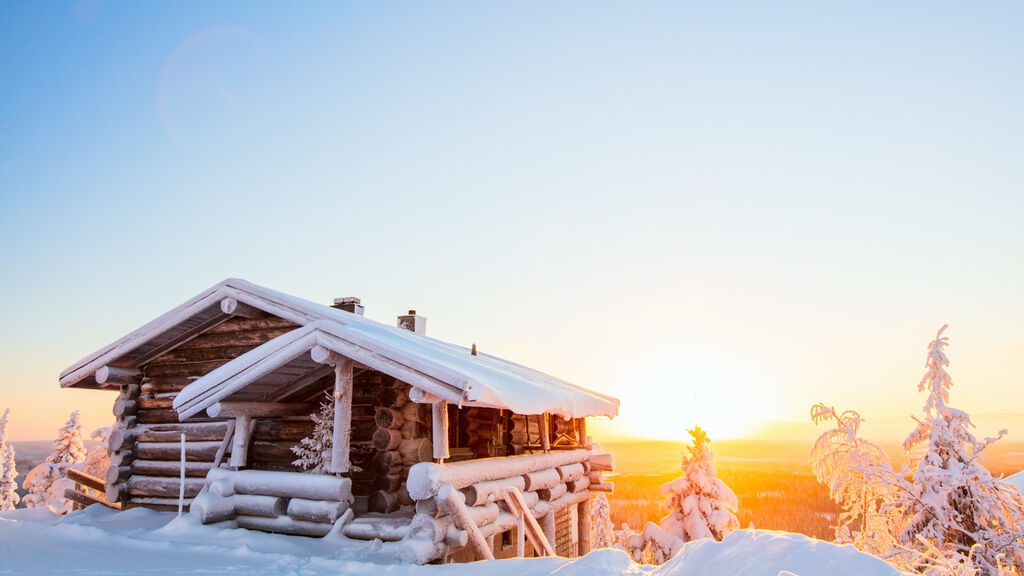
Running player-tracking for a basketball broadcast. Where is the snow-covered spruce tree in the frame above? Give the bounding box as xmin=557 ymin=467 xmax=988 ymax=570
xmin=895 ymin=326 xmax=1024 ymax=575
xmin=0 ymin=409 xmax=19 ymax=510
xmin=810 ymin=403 xmax=899 ymax=555
xmin=591 ymin=492 xmax=615 ymax=548
xmin=658 ymin=426 xmax=739 ymax=543
xmin=24 ymin=411 xmax=87 ymax=513
xmin=292 ymin=392 xmax=335 ymax=474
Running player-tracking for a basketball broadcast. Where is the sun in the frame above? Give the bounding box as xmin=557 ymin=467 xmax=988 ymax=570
xmin=603 ymin=354 xmax=776 ymax=442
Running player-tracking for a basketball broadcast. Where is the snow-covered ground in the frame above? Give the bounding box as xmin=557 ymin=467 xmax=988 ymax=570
xmin=1007 ymin=470 xmax=1024 ymax=492
xmin=0 ymin=506 xmax=902 ymax=576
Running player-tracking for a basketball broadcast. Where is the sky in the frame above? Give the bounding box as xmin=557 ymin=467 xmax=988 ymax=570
xmin=1 ymin=2 xmax=1022 ymax=444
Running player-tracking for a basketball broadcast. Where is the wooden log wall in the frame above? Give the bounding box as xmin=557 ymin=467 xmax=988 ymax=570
xmin=105 ymin=314 xmax=298 ymax=511
xmin=353 ymin=372 xmax=433 ymax=513
xmin=462 ymin=408 xmax=508 ymax=458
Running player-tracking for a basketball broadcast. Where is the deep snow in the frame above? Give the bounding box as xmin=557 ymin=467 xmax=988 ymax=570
xmin=0 ymin=506 xmax=902 ymax=576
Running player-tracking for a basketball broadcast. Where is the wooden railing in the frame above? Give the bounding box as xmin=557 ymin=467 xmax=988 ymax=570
xmin=398 ymin=449 xmax=614 ymax=563
xmin=65 ymin=468 xmax=121 ymax=511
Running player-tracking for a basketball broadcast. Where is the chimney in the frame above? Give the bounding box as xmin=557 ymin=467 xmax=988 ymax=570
xmin=332 ymin=297 xmax=364 ymax=316
xmin=397 ymin=309 xmax=426 ymax=335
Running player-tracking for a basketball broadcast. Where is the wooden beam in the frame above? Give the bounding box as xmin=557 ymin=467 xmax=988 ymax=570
xmin=229 ymin=415 xmax=252 ymax=468
xmin=95 ymin=366 xmax=141 ymax=387
xmin=409 ymin=387 xmax=443 ymax=404
xmin=431 ymin=401 xmax=450 ymax=461
xmin=66 ymin=468 xmax=105 ymax=492
xmin=329 ymin=357 xmax=353 ymax=474
xmin=206 ymin=402 xmax=310 ymax=419
xmin=540 ymin=413 xmax=550 ymax=452
xmin=577 ymin=498 xmax=592 ymax=556
xmin=219 ymin=297 xmax=264 ymax=319
xmin=133 ymin=312 xmax=234 ymax=366
xmin=269 ymin=364 xmax=334 ymax=402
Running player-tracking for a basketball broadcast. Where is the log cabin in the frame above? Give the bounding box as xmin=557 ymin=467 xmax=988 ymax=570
xmin=59 ymin=278 xmax=619 ymax=563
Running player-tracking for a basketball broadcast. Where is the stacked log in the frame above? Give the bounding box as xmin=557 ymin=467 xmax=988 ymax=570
xmin=105 ymin=313 xmax=299 ymax=511
xmin=192 ymin=468 xmax=354 ymax=537
xmin=105 ymin=381 xmax=141 ymax=505
xmin=463 ymin=408 xmax=501 ymax=458
xmin=587 ymin=452 xmax=614 ymax=493
xmin=365 ymin=380 xmax=432 ymax=513
xmin=400 ymin=448 xmax=609 ymax=564
xmin=508 ymin=414 xmax=533 ymax=454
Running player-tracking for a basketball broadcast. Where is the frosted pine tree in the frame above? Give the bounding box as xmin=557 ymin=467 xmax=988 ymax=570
xmin=591 ymin=492 xmax=615 ymax=548
xmin=659 ymin=426 xmax=739 ymax=542
xmin=292 ymin=392 xmax=334 ymax=474
xmin=810 ymin=403 xmax=898 ymax=555
xmin=895 ymin=326 xmax=1024 ymax=575
xmin=0 ymin=409 xmax=19 ymax=510
xmin=24 ymin=411 xmax=87 ymax=513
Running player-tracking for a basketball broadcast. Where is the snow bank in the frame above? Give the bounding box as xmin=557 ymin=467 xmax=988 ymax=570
xmin=1007 ymin=470 xmax=1024 ymax=493
xmin=0 ymin=506 xmax=902 ymax=576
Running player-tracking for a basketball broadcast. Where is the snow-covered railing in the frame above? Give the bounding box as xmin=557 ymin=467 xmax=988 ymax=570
xmin=399 ymin=448 xmax=613 ymax=563
xmin=191 ymin=469 xmax=354 ymax=537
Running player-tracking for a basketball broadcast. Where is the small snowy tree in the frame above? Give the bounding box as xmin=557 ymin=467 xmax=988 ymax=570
xmin=591 ymin=492 xmax=615 ymax=548
xmin=810 ymin=403 xmax=899 ymax=555
xmin=76 ymin=425 xmax=112 ymax=496
xmin=292 ymin=392 xmax=335 ymax=474
xmin=0 ymin=409 xmax=19 ymax=510
xmin=659 ymin=426 xmax=739 ymax=543
xmin=894 ymin=326 xmax=1024 ymax=575
xmin=24 ymin=411 xmax=87 ymax=513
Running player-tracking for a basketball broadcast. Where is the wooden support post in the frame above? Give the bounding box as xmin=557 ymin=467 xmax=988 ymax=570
xmin=330 ymin=357 xmax=353 ymax=474
xmin=577 ymin=498 xmax=592 ymax=556
xmin=229 ymin=415 xmax=251 ymax=468
xmin=517 ymin=509 xmax=526 ymax=558
xmin=540 ymin=413 xmax=550 ymax=453
xmin=578 ymin=418 xmax=588 ymax=448
xmin=432 ymin=401 xmax=450 ymax=462
xmin=211 ymin=420 xmax=236 ymax=469
xmin=541 ymin=510 xmax=556 ymax=552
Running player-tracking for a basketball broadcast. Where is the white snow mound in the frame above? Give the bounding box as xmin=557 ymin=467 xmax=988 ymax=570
xmin=0 ymin=506 xmax=902 ymax=576
xmin=1006 ymin=470 xmax=1024 ymax=493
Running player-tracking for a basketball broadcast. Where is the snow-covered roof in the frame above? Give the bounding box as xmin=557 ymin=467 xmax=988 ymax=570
xmin=61 ymin=279 xmax=619 ymax=420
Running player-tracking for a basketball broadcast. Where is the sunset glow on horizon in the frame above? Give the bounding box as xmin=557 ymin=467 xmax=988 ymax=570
xmin=1 ymin=3 xmax=1023 ymax=447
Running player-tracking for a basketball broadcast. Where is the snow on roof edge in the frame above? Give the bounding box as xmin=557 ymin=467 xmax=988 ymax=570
xmin=63 ymin=278 xmax=621 ymax=420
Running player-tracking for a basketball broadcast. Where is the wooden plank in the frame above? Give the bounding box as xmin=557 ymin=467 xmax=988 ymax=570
xmin=66 ymin=468 xmax=106 ymax=492
xmin=504 ymin=487 xmax=554 ymax=557
xmin=64 ymin=488 xmax=120 ymax=510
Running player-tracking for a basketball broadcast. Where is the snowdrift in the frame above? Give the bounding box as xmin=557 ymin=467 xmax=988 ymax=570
xmin=0 ymin=506 xmax=902 ymax=576
xmin=1007 ymin=470 xmax=1024 ymax=493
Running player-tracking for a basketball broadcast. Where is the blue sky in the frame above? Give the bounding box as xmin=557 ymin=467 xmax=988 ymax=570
xmin=1 ymin=2 xmax=1022 ymax=442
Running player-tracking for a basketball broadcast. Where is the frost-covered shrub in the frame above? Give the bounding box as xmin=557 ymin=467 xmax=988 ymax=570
xmin=812 ymin=326 xmax=1024 ymax=576
xmin=292 ymin=392 xmax=335 ymax=474
xmin=810 ymin=403 xmax=898 ymax=555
